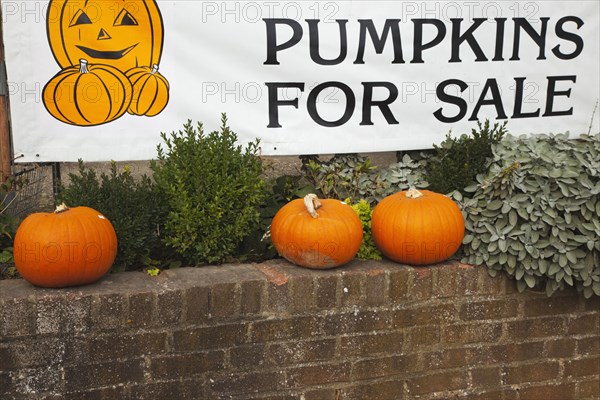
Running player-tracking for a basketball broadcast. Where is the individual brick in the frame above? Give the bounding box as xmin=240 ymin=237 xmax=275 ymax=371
xmin=564 ymin=357 xmax=600 ymax=378
xmin=301 ymin=388 xmax=339 ymax=400
xmin=407 ymin=325 xmax=441 ymax=348
xmin=131 ymin=379 xmax=205 ymax=400
xmin=365 ymin=269 xmax=387 ymax=306
xmin=340 ymin=271 xmax=364 ymax=307
xmin=443 ymin=322 xmax=502 ymax=344
xmin=545 ymin=338 xmax=576 ymax=358
xmin=315 ymin=274 xmax=339 ymax=310
xmin=477 ymin=267 xmax=505 ymax=295
xmin=269 ymin=338 xmax=336 ymax=366
xmin=524 ymin=296 xmax=583 ymax=317
xmin=90 ymin=293 xmax=128 ymax=332
xmin=408 ymin=268 xmax=433 ymax=300
xmin=341 ymin=379 xmax=405 ymax=400
xmin=424 ymin=347 xmax=477 ymax=370
xmin=240 ymin=279 xmax=265 ymax=315
xmin=576 ymin=336 xmax=600 ymax=356
xmin=516 ymin=383 xmax=577 ymax=400
xmin=470 ymin=367 xmax=502 ymax=389
xmin=352 ymin=354 xmax=420 ymax=381
xmin=388 ymin=267 xmax=410 ymax=302
xmin=0 ymin=345 xmax=13 ymax=371
xmin=340 ymin=331 xmax=404 ymax=357
xmin=503 ymin=361 xmax=560 ymax=384
xmin=210 ymin=282 xmax=239 ymax=318
xmin=265 ymin=281 xmax=290 ymax=314
xmin=505 ymin=316 xmax=566 ymax=339
xmin=249 ymin=316 xmax=322 ymax=342
xmin=173 ymin=324 xmax=248 ymax=352
xmin=0 ymin=298 xmax=37 ymax=337
xmin=230 ymin=343 xmax=268 ymax=370
xmin=286 ymin=362 xmax=352 ymax=387
xmin=393 ymin=303 xmax=458 ymax=328
xmin=209 ymin=370 xmax=286 ymax=396
xmin=63 ymin=360 xmax=144 ymax=392
xmin=584 ymin=295 xmax=600 ymax=312
xmin=462 ymin=389 xmax=519 ymax=400
xmin=406 ymin=370 xmax=468 ymax=395
xmin=322 ymin=309 xmax=391 ymax=336
xmin=577 ymin=378 xmax=600 ymax=398
xmin=289 ymin=276 xmax=316 ymax=313
xmin=184 ymin=285 xmax=209 ymax=323
xmin=156 ymin=290 xmax=184 ymax=325
xmin=433 ymin=262 xmax=458 ymax=298
xmin=567 ymin=313 xmax=599 ymax=335
xmin=460 ymin=299 xmax=519 ymax=321
xmin=149 ymin=351 xmax=225 ymax=379
xmin=87 ymin=332 xmax=167 ymax=362
xmin=455 ymin=264 xmax=479 ymax=296
xmin=61 ymin=385 xmax=130 ymax=400
xmin=473 ymin=341 xmax=545 ymax=365
xmin=128 ymin=291 xmax=157 ymax=328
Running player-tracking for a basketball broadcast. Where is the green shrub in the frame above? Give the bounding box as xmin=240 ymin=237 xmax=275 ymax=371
xmin=301 ymin=153 xmax=428 ymax=205
xmin=301 ymin=154 xmax=381 ymax=203
xmin=461 ymin=133 xmax=600 ymax=297
xmin=348 ymin=199 xmax=382 ymax=260
xmin=58 ymin=160 xmax=163 ymax=271
xmin=1 ymin=178 xmax=21 ymax=264
xmin=239 ymin=175 xmax=314 ymax=262
xmin=152 ymin=114 xmax=266 ymax=265
xmin=426 ymin=120 xmax=507 ymax=195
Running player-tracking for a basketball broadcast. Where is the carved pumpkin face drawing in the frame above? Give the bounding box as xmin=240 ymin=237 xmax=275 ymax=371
xmin=47 ymin=0 xmax=164 ymax=72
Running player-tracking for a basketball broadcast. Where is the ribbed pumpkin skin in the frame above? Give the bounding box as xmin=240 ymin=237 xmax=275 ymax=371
xmin=127 ymin=65 xmax=170 ymax=116
xmin=372 ymin=190 xmax=464 ymax=265
xmin=271 ymin=199 xmax=363 ymax=269
xmin=43 ymin=60 xmax=132 ymax=126
xmin=13 ymin=207 xmax=118 ymax=288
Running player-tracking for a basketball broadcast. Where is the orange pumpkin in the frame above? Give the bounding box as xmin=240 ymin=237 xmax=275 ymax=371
xmin=127 ymin=64 xmax=170 ymax=116
xmin=13 ymin=204 xmax=118 ymax=288
xmin=372 ymin=189 xmax=464 ymax=265
xmin=46 ymin=0 xmax=164 ymax=73
xmin=270 ymin=194 xmax=363 ymax=269
xmin=43 ymin=59 xmax=132 ymax=126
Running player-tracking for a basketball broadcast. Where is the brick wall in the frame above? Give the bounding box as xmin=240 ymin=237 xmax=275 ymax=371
xmin=0 ymin=260 xmax=598 ymax=399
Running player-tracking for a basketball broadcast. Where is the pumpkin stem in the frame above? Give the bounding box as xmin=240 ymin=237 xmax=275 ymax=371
xmin=405 ymin=188 xmax=424 ymax=199
xmin=151 ymin=64 xmax=159 ymax=75
xmin=79 ymin=59 xmax=89 ymax=74
xmin=304 ymin=194 xmax=322 ymax=218
xmin=54 ymin=203 xmax=70 ymax=213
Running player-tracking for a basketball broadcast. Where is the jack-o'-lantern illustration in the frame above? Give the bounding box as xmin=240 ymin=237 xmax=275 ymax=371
xmin=47 ymin=0 xmax=164 ymax=72
xmin=44 ymin=0 xmax=169 ymax=125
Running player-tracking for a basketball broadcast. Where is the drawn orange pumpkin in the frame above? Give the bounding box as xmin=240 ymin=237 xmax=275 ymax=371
xmin=43 ymin=59 xmax=132 ymax=126
xmin=127 ymin=64 xmax=170 ymax=116
xmin=46 ymin=0 xmax=164 ymax=73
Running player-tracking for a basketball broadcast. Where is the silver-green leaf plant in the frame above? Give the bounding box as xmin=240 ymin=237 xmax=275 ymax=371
xmin=461 ymin=133 xmax=600 ymax=298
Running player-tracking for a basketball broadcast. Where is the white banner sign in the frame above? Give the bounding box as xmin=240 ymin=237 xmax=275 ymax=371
xmin=3 ymin=1 xmax=600 ymax=162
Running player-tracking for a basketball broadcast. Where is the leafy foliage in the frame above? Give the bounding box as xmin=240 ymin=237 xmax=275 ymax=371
xmin=461 ymin=133 xmax=600 ymax=298
xmin=152 ymin=114 xmax=266 ymax=265
xmin=301 ymin=153 xmax=428 ymax=205
xmin=239 ymin=175 xmax=314 ymax=262
xmin=58 ymin=160 xmax=164 ymax=271
xmin=426 ymin=120 xmax=507 ymax=195
xmin=348 ymin=199 xmax=382 ymax=260
xmin=1 ymin=178 xmax=21 ymax=264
